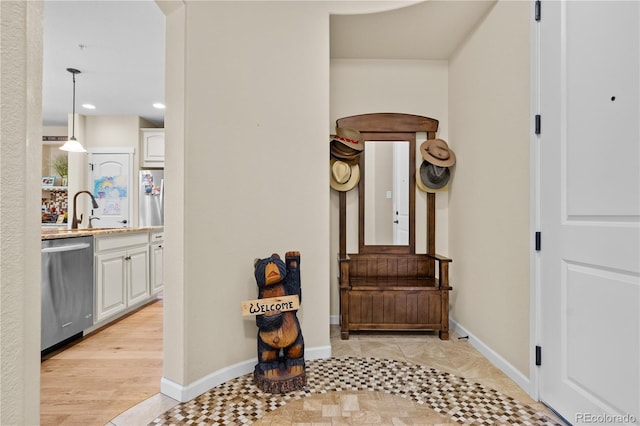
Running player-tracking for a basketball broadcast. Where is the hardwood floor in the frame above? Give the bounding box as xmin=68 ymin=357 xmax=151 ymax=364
xmin=41 ymin=299 xmax=163 ymax=426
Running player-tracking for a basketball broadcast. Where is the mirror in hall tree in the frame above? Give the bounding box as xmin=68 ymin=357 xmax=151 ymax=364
xmin=358 ymin=132 xmax=416 ymax=255
xmin=363 ymin=140 xmax=409 ymax=246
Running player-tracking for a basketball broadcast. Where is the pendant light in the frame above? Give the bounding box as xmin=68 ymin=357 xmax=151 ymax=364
xmin=60 ymin=68 xmax=86 ymax=153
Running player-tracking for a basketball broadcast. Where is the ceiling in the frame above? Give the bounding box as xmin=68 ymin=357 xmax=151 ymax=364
xmin=43 ymin=0 xmax=166 ymax=126
xmin=330 ymin=1 xmax=495 ymax=60
xmin=42 ymin=1 xmax=495 ymax=127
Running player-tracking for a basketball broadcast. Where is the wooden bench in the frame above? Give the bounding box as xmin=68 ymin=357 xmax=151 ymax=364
xmin=339 ymin=253 xmax=451 ymax=340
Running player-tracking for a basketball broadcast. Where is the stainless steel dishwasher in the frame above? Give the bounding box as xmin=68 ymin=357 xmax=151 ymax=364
xmin=41 ymin=236 xmax=94 ymax=352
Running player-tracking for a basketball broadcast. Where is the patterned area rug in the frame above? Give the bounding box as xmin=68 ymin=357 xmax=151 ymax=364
xmin=149 ymin=357 xmax=561 ymax=425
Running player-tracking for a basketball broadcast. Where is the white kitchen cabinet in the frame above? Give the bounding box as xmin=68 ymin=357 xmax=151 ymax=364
xmin=95 ymin=250 xmax=127 ymax=322
xmin=140 ymin=128 xmax=165 ymax=168
xmin=127 ymin=245 xmax=151 ymax=304
xmin=150 ymin=231 xmax=164 ymax=294
xmin=95 ymin=232 xmax=150 ymax=323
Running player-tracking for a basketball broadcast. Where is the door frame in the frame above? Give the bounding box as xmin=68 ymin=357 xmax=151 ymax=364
xmin=529 ymin=0 xmax=541 ymax=403
xmin=392 ymin=141 xmax=409 ymax=245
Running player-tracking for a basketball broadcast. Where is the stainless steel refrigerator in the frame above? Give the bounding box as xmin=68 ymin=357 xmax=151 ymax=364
xmin=139 ymin=169 xmax=164 ymax=226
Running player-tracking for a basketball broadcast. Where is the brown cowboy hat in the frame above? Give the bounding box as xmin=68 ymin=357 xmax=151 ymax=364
xmin=330 ymin=158 xmax=360 ymax=192
xmin=420 ymin=139 xmax=456 ymax=167
xmin=330 ymin=143 xmax=361 ymax=165
xmin=330 ymin=127 xmax=364 ymax=152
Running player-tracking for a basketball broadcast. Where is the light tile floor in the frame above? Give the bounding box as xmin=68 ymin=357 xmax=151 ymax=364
xmin=109 ymin=327 xmax=565 ymax=425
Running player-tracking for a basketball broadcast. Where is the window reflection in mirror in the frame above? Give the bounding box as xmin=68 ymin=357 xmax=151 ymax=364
xmin=363 ymin=141 xmax=409 ymax=246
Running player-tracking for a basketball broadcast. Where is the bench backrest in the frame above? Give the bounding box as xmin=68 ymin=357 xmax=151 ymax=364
xmin=347 ymin=253 xmax=433 ymax=280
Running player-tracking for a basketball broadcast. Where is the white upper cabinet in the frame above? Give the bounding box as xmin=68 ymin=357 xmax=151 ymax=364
xmin=140 ymin=128 xmax=165 ymax=168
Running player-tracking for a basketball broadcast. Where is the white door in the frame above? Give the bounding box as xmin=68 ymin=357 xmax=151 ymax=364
xmin=538 ymin=1 xmax=639 ymax=423
xmin=88 ymin=151 xmax=133 ymax=228
xmin=392 ymin=141 xmax=409 ymax=245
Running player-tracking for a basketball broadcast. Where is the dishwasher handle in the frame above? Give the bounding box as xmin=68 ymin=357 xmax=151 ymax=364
xmin=41 ymin=242 xmax=91 ymax=254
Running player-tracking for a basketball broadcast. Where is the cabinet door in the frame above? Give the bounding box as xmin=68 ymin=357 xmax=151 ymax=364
xmin=150 ymin=243 xmax=164 ymax=293
xmin=95 ymin=251 xmax=127 ymax=322
xmin=127 ymin=245 xmax=150 ymax=305
xmin=142 ymin=130 xmax=165 ymax=167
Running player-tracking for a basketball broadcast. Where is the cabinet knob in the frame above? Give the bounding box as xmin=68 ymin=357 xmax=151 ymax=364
xmin=124 ymin=255 xmax=131 ymax=261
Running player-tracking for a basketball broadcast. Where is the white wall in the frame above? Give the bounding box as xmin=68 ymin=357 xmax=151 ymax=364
xmin=329 ymin=59 xmax=449 ymax=319
xmin=448 ymin=1 xmax=531 ymax=377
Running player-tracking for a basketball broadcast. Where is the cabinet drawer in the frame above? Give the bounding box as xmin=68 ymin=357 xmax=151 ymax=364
xmin=150 ymin=232 xmax=164 ymax=243
xmin=95 ymin=232 xmax=149 ymax=252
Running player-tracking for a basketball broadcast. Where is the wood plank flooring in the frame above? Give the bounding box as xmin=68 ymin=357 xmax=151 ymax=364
xmin=41 ymin=299 xmax=163 ymax=426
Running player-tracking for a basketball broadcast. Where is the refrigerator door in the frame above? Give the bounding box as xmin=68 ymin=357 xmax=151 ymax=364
xmin=139 ymin=170 xmax=164 ymax=226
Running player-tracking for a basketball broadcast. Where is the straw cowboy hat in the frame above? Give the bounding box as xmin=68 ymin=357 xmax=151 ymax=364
xmin=420 ymin=139 xmax=456 ymax=167
xmin=330 ymin=158 xmax=360 ymax=192
xmin=416 ymin=160 xmax=450 ymax=193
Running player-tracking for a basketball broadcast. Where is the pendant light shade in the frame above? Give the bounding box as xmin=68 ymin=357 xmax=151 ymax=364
xmin=60 ymin=68 xmax=86 ymax=153
xmin=60 ymin=136 xmax=85 ymax=152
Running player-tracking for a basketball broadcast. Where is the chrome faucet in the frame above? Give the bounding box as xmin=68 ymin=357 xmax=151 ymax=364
xmin=72 ymin=191 xmax=99 ymax=229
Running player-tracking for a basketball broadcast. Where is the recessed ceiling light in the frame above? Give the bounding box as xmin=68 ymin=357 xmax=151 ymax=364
xmin=153 ymin=103 xmax=166 ymax=109
xmin=82 ymin=103 xmax=96 ymax=110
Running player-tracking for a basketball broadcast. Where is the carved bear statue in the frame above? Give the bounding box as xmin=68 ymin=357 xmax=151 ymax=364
xmin=253 ymin=251 xmax=305 ymax=392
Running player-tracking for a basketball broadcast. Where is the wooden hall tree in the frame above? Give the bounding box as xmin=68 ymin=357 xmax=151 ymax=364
xmin=336 ymin=113 xmax=452 ymax=340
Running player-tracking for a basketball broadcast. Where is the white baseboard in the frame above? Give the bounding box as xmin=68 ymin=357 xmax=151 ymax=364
xmin=329 ymin=314 xmax=340 ymax=325
xmin=449 ymin=318 xmax=534 ymax=398
xmin=160 ymin=345 xmax=332 ymax=402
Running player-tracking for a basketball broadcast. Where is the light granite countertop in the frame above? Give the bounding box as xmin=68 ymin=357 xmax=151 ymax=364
xmin=41 ymin=226 xmax=163 ymax=240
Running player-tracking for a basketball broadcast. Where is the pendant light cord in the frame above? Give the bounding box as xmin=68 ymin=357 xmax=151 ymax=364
xmin=71 ymin=71 xmax=76 ymax=139
xmin=67 ymin=67 xmax=81 ymax=140
xmin=60 ymin=68 xmax=84 ymax=152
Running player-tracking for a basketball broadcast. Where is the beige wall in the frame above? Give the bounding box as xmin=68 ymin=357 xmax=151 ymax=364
xmin=448 ymin=1 xmax=531 ymax=376
xmin=329 ymin=59 xmax=450 ymax=319
xmin=160 ymin=0 xmax=448 ymax=397
xmin=0 ymin=0 xmax=535 ymax=420
xmin=85 ymin=115 xmax=151 ymax=150
xmin=162 ymin=1 xmax=333 ymax=387
xmin=42 ymin=126 xmax=68 ymax=180
xmin=0 ymin=1 xmax=43 ymax=423
xmin=65 ymin=115 xmax=156 ymax=228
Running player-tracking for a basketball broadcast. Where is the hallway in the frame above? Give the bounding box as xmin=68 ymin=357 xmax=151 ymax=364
xmin=41 ymin=299 xmax=563 ymax=425
xmin=150 ymin=328 xmax=563 ymax=425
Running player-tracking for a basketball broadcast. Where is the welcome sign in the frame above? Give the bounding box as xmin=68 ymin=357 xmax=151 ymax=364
xmin=241 ymin=295 xmax=299 ymax=316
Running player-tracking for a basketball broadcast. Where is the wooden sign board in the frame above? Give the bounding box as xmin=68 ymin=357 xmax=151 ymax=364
xmin=241 ymin=295 xmax=299 ymax=317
